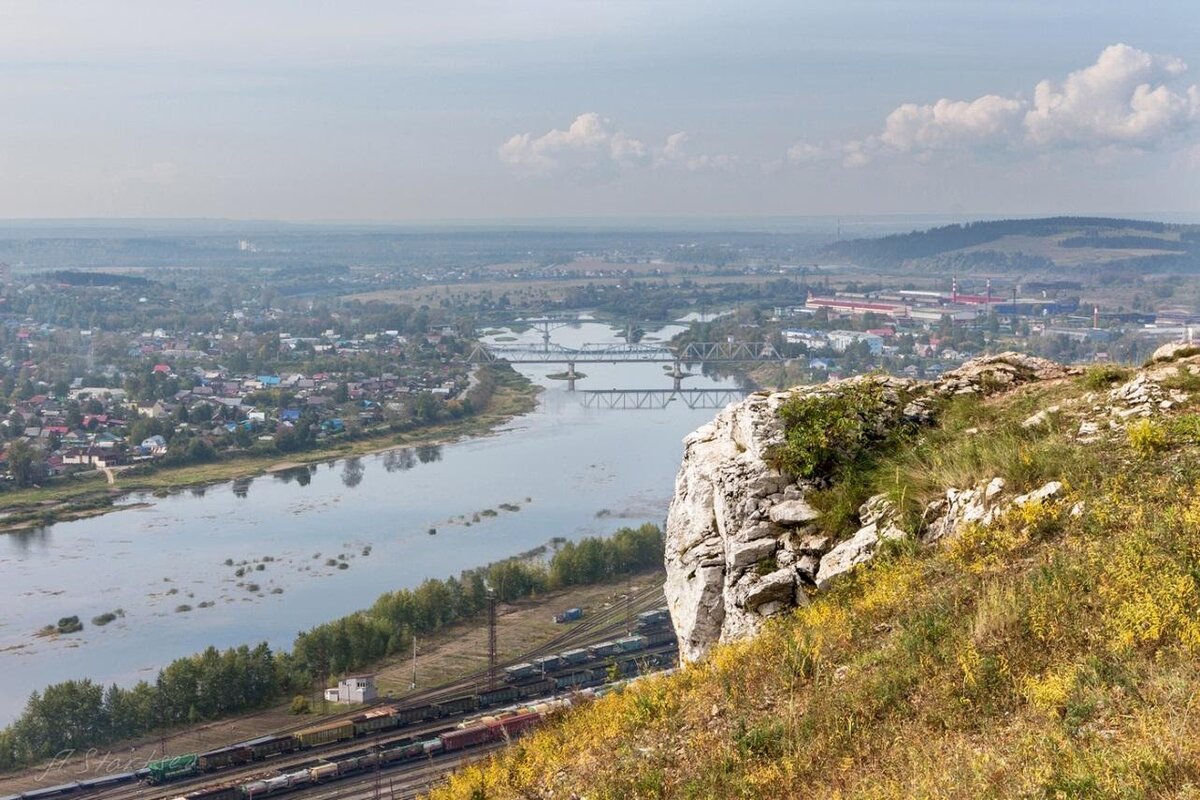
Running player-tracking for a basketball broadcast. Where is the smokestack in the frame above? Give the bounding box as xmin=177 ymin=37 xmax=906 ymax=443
xmin=1093 ymin=305 xmax=1099 ymax=329
xmin=952 ymin=276 xmax=958 ymax=304
xmin=986 ymin=278 xmax=992 ymax=306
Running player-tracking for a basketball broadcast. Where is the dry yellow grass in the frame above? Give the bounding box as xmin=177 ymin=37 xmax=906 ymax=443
xmin=432 ymin=379 xmax=1200 ymax=799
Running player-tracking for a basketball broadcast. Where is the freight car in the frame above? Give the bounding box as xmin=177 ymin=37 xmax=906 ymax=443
xmin=147 ymin=754 xmax=201 ymax=784
xmin=295 ymin=720 xmax=354 ymax=748
xmin=134 ymin=631 xmax=677 ymax=792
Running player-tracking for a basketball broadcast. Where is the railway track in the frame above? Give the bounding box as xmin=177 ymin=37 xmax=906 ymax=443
xmin=30 ymin=589 xmax=671 ymax=800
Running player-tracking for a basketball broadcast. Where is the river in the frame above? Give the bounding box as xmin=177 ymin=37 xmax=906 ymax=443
xmin=0 ymin=320 xmax=744 ymax=725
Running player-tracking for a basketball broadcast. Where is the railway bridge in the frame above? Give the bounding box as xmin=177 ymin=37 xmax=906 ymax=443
xmin=468 ymin=341 xmax=782 ymax=389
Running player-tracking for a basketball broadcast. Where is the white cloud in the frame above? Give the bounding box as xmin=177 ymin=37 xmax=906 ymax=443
xmin=789 ymin=43 xmax=1200 ymax=168
xmin=1025 ymin=43 xmax=1197 ymax=147
xmin=880 ymin=95 xmax=1023 ymax=151
xmin=499 ymin=113 xmax=650 ymax=173
xmin=657 ymin=132 xmax=737 ymax=171
xmin=500 ymin=115 xmax=734 ymax=174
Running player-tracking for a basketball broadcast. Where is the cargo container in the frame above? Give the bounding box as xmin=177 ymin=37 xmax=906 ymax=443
xmin=616 ymin=634 xmax=649 ymax=652
xmin=635 ymin=608 xmax=670 ymax=629
xmin=553 ymin=607 xmax=583 ymax=623
xmin=533 ymin=654 xmax=563 ymax=672
xmin=587 ymin=640 xmax=621 ymax=659
xmin=560 ymin=647 xmax=589 ymax=664
xmin=503 ymin=662 xmax=537 ymax=682
xmin=296 ymin=720 xmax=355 ymax=748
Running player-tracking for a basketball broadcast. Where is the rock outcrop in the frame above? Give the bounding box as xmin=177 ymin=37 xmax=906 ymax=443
xmin=664 ymin=352 xmax=1075 ymax=662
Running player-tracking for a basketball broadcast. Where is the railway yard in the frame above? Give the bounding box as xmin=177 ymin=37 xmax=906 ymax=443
xmin=1 ymin=584 xmax=675 ymax=800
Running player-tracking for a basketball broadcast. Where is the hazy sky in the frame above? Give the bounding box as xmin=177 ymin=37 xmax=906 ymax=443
xmin=1 ymin=0 xmax=1198 ymax=220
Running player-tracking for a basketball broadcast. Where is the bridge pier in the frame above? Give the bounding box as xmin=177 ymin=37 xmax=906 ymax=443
xmin=566 ymin=360 xmax=578 ymax=392
xmin=670 ymin=360 xmax=687 ymax=391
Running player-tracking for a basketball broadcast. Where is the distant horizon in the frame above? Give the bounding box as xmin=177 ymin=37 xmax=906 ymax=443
xmin=0 ymin=210 xmax=1197 ymax=231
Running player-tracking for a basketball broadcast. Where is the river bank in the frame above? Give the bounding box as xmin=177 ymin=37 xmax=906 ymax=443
xmin=0 ymin=569 xmax=665 ymax=793
xmin=0 ymin=369 xmax=540 ymax=534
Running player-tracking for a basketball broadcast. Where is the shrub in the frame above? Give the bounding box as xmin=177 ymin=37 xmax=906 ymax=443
xmin=1127 ymin=419 xmax=1167 ymax=457
xmin=1080 ymin=364 xmax=1131 ymax=390
xmin=771 ymin=382 xmax=898 ymax=480
xmin=290 ymin=695 xmax=311 ymax=715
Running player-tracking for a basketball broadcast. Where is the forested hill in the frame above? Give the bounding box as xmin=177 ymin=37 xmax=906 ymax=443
xmin=825 ymin=216 xmax=1200 ymax=273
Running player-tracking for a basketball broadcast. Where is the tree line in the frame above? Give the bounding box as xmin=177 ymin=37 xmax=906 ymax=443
xmin=0 ymin=524 xmax=664 ymax=770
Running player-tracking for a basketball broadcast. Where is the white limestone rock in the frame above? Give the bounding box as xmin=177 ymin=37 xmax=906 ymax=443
xmin=664 ymin=354 xmax=1079 ymax=663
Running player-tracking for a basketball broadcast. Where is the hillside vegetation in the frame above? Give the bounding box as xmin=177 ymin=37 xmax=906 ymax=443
xmin=826 ymin=216 xmax=1200 ymax=273
xmin=432 ymin=353 xmax=1200 ymax=799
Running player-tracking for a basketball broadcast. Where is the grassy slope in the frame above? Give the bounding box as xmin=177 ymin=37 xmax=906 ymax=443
xmin=432 ymin=365 xmax=1200 ymax=799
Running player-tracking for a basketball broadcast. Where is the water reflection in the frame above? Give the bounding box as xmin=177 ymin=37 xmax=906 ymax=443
xmin=416 ymin=444 xmax=442 ymax=464
xmin=190 ymin=485 xmax=208 ymax=498
xmin=382 ymin=448 xmax=416 ymax=473
xmin=274 ymin=465 xmax=317 ymax=487
xmin=341 ymin=458 xmax=365 ymax=488
xmin=232 ymin=477 xmax=253 ymax=498
xmin=6 ymin=525 xmax=51 ymax=553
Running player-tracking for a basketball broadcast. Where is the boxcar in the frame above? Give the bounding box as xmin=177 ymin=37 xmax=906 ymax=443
xmin=296 ymin=720 xmax=355 ymax=748
xmin=494 ymin=711 xmax=540 ymax=736
xmin=440 ymin=724 xmax=493 ymax=752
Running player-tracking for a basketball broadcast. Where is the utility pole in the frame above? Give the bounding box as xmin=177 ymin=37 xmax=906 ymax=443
xmin=487 ymin=588 xmax=498 ymax=689
xmin=410 ymin=636 xmax=417 ymax=690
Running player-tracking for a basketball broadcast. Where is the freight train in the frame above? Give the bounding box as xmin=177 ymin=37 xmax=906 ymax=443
xmin=0 ymin=616 xmax=676 ymax=800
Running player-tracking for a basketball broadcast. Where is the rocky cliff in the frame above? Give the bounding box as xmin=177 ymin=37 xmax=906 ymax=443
xmin=664 ymin=352 xmax=1080 ymax=661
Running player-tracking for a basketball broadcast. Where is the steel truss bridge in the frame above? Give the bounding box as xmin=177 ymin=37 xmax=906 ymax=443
xmin=468 ymin=341 xmax=780 ymax=364
xmin=579 ymin=388 xmax=751 ymax=410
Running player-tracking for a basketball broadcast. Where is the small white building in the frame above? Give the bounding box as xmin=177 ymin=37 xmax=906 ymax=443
xmin=326 ymin=675 xmax=377 ymax=705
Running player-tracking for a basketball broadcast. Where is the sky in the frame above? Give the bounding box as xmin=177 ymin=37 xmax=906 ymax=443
xmin=0 ymin=0 xmax=1198 ymax=221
